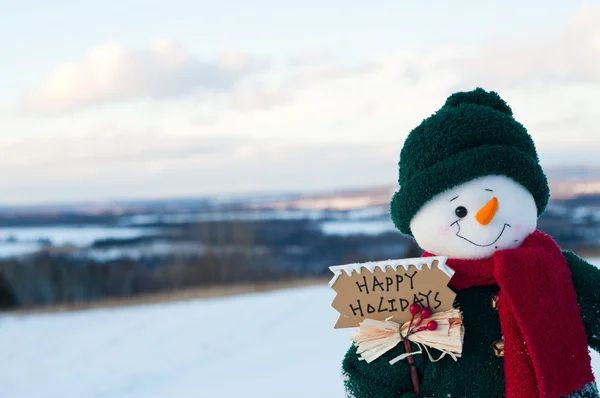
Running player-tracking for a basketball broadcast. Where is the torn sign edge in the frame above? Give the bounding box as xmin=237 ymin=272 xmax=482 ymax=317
xmin=328 ymin=256 xmax=452 ymax=287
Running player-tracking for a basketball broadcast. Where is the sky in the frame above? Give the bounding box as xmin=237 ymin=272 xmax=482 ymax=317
xmin=0 ymin=0 xmax=599 ymax=204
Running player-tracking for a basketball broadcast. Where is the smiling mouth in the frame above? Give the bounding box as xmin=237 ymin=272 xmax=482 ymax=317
xmin=451 ymin=221 xmax=512 ymax=247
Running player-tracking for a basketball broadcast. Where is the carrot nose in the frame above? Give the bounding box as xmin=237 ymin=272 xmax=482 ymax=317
xmin=476 ymin=197 xmax=498 ymax=226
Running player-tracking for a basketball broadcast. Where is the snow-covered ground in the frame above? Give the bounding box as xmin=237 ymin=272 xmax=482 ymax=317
xmin=321 ymin=219 xmax=397 ymax=236
xmin=0 ymin=286 xmax=352 ymax=398
xmin=1 ymin=280 xmax=599 ymax=397
xmin=0 ymin=226 xmax=159 ymax=258
xmin=0 ymin=208 xmax=392 ymax=259
xmin=0 ymin=226 xmax=156 ymax=247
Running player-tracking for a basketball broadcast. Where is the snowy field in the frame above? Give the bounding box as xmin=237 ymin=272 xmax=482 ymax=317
xmin=0 ymin=225 xmax=159 ymax=258
xmin=0 ymin=208 xmax=392 ymax=259
xmin=0 ymin=286 xmax=352 ymax=398
xmin=1 ymin=278 xmax=599 ymax=397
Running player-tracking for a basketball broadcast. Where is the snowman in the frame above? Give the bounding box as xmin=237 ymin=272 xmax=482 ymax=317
xmin=342 ymin=88 xmax=600 ymax=398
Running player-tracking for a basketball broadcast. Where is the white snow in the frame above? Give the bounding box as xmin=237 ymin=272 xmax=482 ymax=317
xmin=120 ymin=209 xmax=333 ymax=225
xmin=0 ymin=226 xmax=159 ymax=258
xmin=0 ymin=272 xmax=599 ymax=397
xmin=0 ymin=241 xmax=44 ymax=258
xmin=321 ymin=220 xmax=398 ymax=236
xmin=0 ymin=226 xmax=156 ymax=246
xmin=0 ymin=286 xmax=352 ymax=398
xmin=329 ymin=256 xmax=453 ymax=287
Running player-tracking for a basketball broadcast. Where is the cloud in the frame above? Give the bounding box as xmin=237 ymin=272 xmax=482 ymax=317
xmin=0 ymin=126 xmax=400 ymax=203
xmin=286 ymin=50 xmax=329 ymax=67
xmin=5 ymin=5 xmax=600 ymax=204
xmin=8 ymin=131 xmax=248 ymax=164
xmin=21 ymin=39 xmax=267 ymax=113
xmin=228 ymin=4 xmax=600 ymax=114
xmin=231 ymin=61 xmax=380 ymax=111
xmin=453 ymin=4 xmax=600 ymax=87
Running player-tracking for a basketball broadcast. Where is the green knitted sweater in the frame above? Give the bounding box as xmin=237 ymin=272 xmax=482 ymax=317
xmin=342 ymin=251 xmax=600 ymax=398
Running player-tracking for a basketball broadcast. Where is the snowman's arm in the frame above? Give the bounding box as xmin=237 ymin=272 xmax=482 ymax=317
xmin=563 ymin=250 xmax=600 ymax=352
xmin=341 ymin=342 xmax=425 ymax=398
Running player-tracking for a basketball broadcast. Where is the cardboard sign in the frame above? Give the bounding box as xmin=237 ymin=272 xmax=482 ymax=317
xmin=329 ymin=256 xmax=456 ymax=328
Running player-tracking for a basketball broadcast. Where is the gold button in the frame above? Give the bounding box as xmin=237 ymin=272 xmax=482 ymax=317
xmin=490 ymin=293 xmax=499 ymax=310
xmin=493 ymin=338 xmax=504 ymax=357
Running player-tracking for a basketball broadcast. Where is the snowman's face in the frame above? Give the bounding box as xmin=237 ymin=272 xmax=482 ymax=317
xmin=409 ymin=175 xmax=538 ymax=259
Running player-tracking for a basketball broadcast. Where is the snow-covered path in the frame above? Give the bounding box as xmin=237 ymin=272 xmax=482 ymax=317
xmin=1 ymin=280 xmax=599 ymax=397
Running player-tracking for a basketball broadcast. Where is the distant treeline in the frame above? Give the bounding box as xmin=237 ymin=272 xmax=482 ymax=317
xmin=0 ymin=251 xmax=284 ymax=308
xmin=0 ymin=219 xmax=415 ymax=309
xmin=0 ymin=208 xmax=596 ymax=310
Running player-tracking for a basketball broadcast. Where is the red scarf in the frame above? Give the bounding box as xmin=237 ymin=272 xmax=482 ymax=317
xmin=424 ymin=230 xmax=593 ymax=398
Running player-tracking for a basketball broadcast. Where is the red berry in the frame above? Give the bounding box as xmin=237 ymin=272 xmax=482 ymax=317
xmin=427 ymin=320 xmax=438 ymax=331
xmin=420 ymin=307 xmax=432 ymax=319
xmin=409 ymin=303 xmax=421 ymax=315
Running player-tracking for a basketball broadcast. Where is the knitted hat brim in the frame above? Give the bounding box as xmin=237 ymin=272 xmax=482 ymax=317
xmin=391 ymin=145 xmax=550 ymax=237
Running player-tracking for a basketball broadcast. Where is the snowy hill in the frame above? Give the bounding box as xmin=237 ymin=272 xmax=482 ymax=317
xmin=1 ymin=279 xmax=599 ymax=397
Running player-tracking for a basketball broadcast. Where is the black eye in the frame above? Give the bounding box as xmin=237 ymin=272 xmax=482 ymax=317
xmin=455 ymin=206 xmax=468 ymax=218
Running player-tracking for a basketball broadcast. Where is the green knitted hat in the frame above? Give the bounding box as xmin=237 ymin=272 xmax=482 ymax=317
xmin=391 ymin=87 xmax=550 ymax=237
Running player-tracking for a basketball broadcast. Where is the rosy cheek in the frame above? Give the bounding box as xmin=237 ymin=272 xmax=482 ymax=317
xmin=513 ymin=224 xmax=524 ymax=233
xmin=437 ymin=225 xmax=455 ymax=236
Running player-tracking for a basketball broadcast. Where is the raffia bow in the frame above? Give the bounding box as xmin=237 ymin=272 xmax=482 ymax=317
xmin=350 ymin=308 xmax=464 ymax=365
